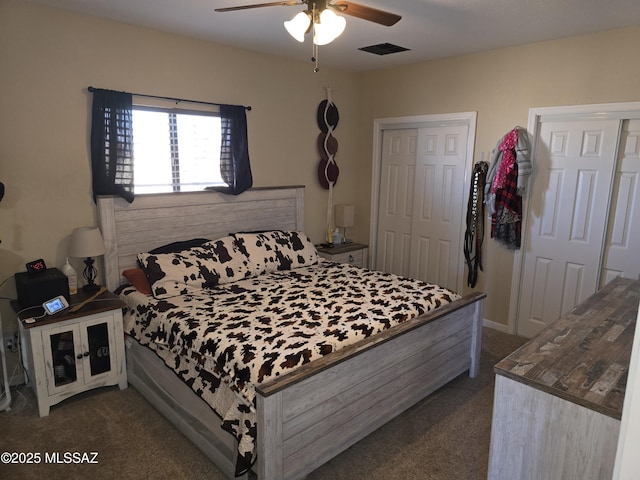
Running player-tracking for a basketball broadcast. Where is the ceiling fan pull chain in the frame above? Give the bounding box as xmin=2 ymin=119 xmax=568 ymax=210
xmin=311 ymin=23 xmax=319 ymax=72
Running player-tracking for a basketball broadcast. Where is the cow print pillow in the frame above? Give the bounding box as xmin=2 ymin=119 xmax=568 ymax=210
xmin=232 ymin=231 xmax=318 ymax=277
xmin=138 ymin=235 xmax=252 ymax=299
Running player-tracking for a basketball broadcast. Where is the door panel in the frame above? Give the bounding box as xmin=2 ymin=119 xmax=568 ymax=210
xmin=517 ymin=119 xmax=620 ymax=337
xmin=44 ymin=324 xmax=81 ymax=395
xmin=601 ymin=119 xmax=640 ymax=285
xmin=376 ymin=129 xmax=418 ymax=277
xmin=410 ymin=126 xmax=468 ymax=291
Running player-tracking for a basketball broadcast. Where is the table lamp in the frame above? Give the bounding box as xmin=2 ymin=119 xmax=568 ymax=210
xmin=69 ymin=227 xmax=106 ymax=292
xmin=334 ymin=204 xmax=355 ymax=243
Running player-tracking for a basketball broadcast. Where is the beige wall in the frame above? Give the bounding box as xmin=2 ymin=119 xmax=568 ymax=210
xmin=358 ymin=26 xmax=640 ymax=328
xmin=2 ymin=0 xmax=640 ymax=355
xmin=0 ymin=0 xmax=360 ymax=366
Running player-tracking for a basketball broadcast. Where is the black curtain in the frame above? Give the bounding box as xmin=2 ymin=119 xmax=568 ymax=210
xmin=213 ymin=104 xmax=252 ymax=195
xmin=90 ymin=89 xmax=135 ymax=203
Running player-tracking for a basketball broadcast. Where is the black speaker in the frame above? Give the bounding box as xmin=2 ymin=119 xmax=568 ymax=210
xmin=15 ymin=268 xmax=70 ymax=309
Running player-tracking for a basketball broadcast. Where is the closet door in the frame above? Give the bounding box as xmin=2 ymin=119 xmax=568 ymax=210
xmin=516 ymin=118 xmax=620 ymax=338
xmin=600 ymin=119 xmax=640 ymax=285
xmin=375 ymin=125 xmax=468 ymax=292
xmin=410 ymin=125 xmax=468 ymax=291
xmin=375 ymin=128 xmax=418 ymax=277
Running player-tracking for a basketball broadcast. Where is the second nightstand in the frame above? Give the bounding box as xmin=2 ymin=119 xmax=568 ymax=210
xmin=15 ymin=290 xmax=127 ymax=417
xmin=317 ymin=242 xmax=369 ymax=268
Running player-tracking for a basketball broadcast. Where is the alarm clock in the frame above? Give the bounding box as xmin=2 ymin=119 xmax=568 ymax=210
xmin=26 ymin=258 xmax=47 ymax=275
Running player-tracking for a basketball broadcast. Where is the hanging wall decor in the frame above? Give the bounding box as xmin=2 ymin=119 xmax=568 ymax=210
xmin=317 ymin=88 xmax=340 ymax=189
xmin=317 ymin=88 xmax=340 ymax=242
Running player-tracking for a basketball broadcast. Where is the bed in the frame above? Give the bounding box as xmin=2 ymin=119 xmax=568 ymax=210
xmin=97 ymin=186 xmax=485 ymax=480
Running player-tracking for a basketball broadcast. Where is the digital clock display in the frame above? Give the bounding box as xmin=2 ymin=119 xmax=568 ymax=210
xmin=26 ymin=258 xmax=47 ymax=275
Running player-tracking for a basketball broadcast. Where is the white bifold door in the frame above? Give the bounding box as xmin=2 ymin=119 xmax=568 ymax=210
xmin=601 ymin=119 xmax=640 ymax=285
xmin=515 ymin=116 xmax=640 ymax=338
xmin=375 ymin=125 xmax=469 ymax=293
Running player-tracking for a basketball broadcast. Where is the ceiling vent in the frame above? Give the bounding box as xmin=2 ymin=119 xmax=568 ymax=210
xmin=358 ymin=43 xmax=410 ymax=55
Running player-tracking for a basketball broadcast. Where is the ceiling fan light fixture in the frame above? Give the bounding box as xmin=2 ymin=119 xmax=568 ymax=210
xmin=313 ymin=9 xmax=346 ymax=46
xmin=284 ymin=11 xmax=312 ymax=42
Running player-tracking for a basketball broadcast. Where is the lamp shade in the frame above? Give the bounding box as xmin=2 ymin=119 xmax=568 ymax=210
xmin=69 ymin=227 xmax=106 ymax=258
xmin=335 ymin=204 xmax=355 ymax=228
xmin=313 ymin=9 xmax=346 ymax=46
xmin=284 ymin=11 xmax=312 ymax=42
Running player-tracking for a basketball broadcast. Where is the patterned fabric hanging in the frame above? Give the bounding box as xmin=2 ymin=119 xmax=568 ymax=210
xmin=484 ymin=126 xmax=532 ymax=250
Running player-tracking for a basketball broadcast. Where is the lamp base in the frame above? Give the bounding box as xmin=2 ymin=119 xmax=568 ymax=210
xmin=81 ymin=257 xmax=100 ymax=293
xmin=83 ymin=283 xmax=101 ymax=293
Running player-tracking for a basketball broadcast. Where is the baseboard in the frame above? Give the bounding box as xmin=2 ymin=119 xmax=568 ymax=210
xmin=482 ymin=318 xmax=509 ymax=333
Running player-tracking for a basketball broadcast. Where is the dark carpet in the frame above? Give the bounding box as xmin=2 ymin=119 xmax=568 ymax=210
xmin=0 ymin=327 xmax=526 ymax=480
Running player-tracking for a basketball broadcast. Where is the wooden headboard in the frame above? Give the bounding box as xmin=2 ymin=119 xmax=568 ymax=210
xmin=97 ymin=186 xmax=305 ymax=291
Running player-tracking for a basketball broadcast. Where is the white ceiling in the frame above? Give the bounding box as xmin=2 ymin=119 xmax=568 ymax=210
xmin=29 ymin=0 xmax=640 ymax=72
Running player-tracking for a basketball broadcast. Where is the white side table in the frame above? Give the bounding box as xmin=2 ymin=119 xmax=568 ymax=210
xmin=15 ymin=290 xmax=127 ymax=417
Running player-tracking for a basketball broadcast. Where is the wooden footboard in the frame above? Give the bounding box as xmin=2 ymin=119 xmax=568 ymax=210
xmin=256 ymin=292 xmax=484 ymax=480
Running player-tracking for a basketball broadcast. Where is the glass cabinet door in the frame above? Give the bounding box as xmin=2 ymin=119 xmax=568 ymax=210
xmin=50 ymin=330 xmax=78 ymax=386
xmin=86 ymin=322 xmax=111 ymax=376
xmin=46 ymin=326 xmax=80 ymax=395
xmin=80 ymin=316 xmax=117 ymax=384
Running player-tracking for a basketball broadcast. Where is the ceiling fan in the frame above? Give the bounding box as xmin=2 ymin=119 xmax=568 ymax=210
xmin=215 ymin=1 xmax=401 ymax=28
xmin=216 ymin=1 xmax=401 ymax=70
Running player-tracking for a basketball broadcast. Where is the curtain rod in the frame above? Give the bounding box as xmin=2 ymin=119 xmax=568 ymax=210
xmin=87 ymin=86 xmax=251 ymax=111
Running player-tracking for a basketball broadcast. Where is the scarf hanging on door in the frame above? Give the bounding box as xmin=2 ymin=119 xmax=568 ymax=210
xmin=491 ymin=163 xmax=521 ymax=249
xmin=485 ymin=127 xmax=531 ymax=250
xmin=464 ymin=161 xmax=488 ymax=288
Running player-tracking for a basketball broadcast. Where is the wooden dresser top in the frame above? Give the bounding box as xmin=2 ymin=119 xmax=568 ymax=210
xmin=495 ymin=277 xmax=640 ymax=419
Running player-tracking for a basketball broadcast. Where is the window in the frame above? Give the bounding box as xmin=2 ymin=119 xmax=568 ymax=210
xmin=132 ymin=107 xmax=224 ymax=194
xmin=90 ymin=87 xmax=252 ymax=202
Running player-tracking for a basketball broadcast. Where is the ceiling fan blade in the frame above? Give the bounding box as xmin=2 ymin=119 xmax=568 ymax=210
xmin=215 ymin=1 xmax=301 ymax=13
xmin=330 ymin=1 xmax=401 ymax=26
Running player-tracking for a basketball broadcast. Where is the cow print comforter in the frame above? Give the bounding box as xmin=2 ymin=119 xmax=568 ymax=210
xmin=120 ymin=261 xmax=460 ymax=476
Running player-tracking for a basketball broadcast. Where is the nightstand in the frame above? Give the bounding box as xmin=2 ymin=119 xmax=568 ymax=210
xmin=14 ymin=290 xmax=127 ymax=417
xmin=317 ymin=242 xmax=369 ymax=268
